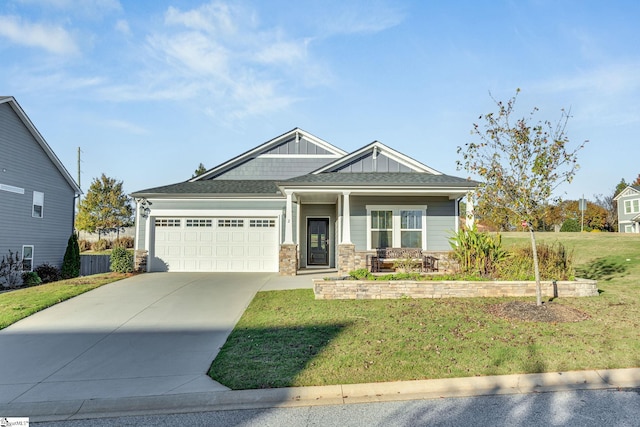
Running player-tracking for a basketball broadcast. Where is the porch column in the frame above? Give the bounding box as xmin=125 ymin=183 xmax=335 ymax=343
xmin=465 ymin=191 xmax=475 ymax=229
xmin=341 ymin=191 xmax=352 ymax=244
xmin=284 ymin=190 xmax=294 ymax=244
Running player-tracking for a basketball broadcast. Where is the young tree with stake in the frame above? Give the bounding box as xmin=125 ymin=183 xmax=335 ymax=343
xmin=457 ymin=89 xmax=587 ymax=306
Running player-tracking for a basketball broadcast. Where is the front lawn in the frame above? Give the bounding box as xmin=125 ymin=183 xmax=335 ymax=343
xmin=209 ymin=232 xmax=640 ymax=389
xmin=0 ymin=273 xmax=129 ymax=329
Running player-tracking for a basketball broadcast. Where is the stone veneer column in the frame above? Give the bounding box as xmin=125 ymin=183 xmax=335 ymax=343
xmin=279 ymin=244 xmax=298 ymax=276
xmin=338 ymin=244 xmax=355 ymax=276
xmin=134 ymin=250 xmax=148 ymax=273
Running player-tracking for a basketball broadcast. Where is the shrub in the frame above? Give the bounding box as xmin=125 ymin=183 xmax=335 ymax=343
xmin=78 ymin=239 xmax=91 ymax=252
xmin=449 ymin=226 xmax=507 ymax=277
xmin=35 ymin=263 xmax=61 ymax=283
xmin=61 ymin=233 xmax=81 ymax=279
xmin=498 ymin=242 xmax=574 ymax=280
xmin=560 ymin=218 xmax=580 ymax=232
xmin=349 ymin=268 xmax=373 ymax=280
xmin=113 ymin=236 xmax=134 ymax=249
xmin=22 ymin=271 xmax=42 ymax=286
xmin=0 ymin=250 xmax=23 ymax=288
xmin=91 ymin=239 xmax=109 ymax=251
xmin=110 ymin=247 xmax=134 ymax=273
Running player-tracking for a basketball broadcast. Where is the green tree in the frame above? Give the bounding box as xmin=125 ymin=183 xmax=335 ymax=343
xmin=193 ymin=163 xmax=207 ymax=178
xmin=614 ymin=178 xmax=629 ymax=197
xmin=61 ymin=233 xmax=80 ymax=279
xmin=457 ymin=89 xmax=586 ymax=306
xmin=76 ymin=174 xmax=133 ymax=239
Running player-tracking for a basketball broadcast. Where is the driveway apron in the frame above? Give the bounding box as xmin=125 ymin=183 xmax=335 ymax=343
xmin=0 ymin=272 xmax=313 ymax=404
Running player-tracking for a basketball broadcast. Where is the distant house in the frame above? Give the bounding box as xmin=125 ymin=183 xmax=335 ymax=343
xmin=0 ymin=96 xmax=81 ymax=271
xmin=132 ymin=128 xmax=476 ymax=275
xmin=614 ymin=185 xmax=640 ymax=233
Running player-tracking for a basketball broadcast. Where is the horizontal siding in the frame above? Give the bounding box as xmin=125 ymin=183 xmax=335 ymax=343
xmin=426 ymin=200 xmax=457 ymax=251
xmin=0 ymin=103 xmax=76 ymax=268
xmin=348 ymin=196 xmax=454 ymax=251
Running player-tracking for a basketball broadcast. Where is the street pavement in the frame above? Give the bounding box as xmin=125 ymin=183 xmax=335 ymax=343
xmin=34 ymin=387 xmax=640 ymax=427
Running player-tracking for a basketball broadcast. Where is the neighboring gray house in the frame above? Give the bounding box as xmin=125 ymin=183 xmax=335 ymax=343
xmin=131 ymin=128 xmax=476 ymax=275
xmin=614 ymin=185 xmax=640 ymax=233
xmin=0 ymin=96 xmax=81 ymax=271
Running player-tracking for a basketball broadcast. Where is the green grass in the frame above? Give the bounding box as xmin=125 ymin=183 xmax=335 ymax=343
xmin=210 ymin=232 xmax=640 ymax=389
xmin=0 ymin=273 xmax=128 ymax=329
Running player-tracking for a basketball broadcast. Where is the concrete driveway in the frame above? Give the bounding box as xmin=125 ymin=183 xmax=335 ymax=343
xmin=0 ymin=272 xmax=321 ymax=404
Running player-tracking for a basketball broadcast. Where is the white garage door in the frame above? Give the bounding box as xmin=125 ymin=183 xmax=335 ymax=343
xmin=151 ymin=217 xmax=279 ymax=272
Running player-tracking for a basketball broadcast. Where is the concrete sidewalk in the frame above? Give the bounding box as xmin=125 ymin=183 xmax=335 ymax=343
xmin=2 ymin=368 xmax=638 ymax=422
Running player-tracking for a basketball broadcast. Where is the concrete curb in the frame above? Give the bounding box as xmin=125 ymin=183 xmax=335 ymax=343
xmin=3 ymin=368 xmax=639 ymax=422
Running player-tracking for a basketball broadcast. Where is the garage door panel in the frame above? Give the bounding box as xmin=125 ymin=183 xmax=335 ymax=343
xmin=152 ymin=217 xmax=278 ymax=273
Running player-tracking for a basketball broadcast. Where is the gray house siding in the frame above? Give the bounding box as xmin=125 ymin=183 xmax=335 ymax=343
xmin=0 ymin=102 xmax=76 ymax=269
xmin=425 ymin=199 xmax=457 ymax=250
xmin=299 ymin=204 xmax=336 ymax=268
xmin=264 ymin=136 xmax=333 ymax=155
xmin=347 ymin=196 xmax=454 ymax=251
xmin=213 ymin=157 xmax=335 ymax=180
xmin=332 ymin=152 xmax=413 ymax=173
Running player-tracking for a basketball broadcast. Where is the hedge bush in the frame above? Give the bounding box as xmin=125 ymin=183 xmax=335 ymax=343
xmin=110 ymin=247 xmax=133 ymax=273
xmin=35 ymin=263 xmax=61 ymax=283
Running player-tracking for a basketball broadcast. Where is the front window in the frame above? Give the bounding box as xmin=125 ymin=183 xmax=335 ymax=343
xmin=371 ymin=210 xmax=393 ymax=248
xmin=400 ymin=210 xmax=422 ymax=247
xmin=367 ymin=206 xmax=427 ymax=249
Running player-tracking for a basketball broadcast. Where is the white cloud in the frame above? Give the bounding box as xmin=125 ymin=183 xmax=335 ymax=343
xmin=315 ymin=1 xmax=404 ymax=36
xmin=115 ymin=19 xmax=130 ymax=35
xmin=0 ymin=15 xmax=78 ymax=54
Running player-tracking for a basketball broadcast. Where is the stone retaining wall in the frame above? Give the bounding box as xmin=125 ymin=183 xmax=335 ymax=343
xmin=313 ymin=278 xmax=598 ymax=300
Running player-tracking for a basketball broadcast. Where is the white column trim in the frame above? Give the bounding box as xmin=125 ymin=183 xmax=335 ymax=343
xmin=341 ymin=191 xmax=352 ymax=244
xmin=284 ymin=190 xmax=294 ymax=244
xmin=465 ymin=191 xmax=475 ymax=229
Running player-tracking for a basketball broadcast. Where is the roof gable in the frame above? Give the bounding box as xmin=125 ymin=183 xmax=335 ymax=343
xmin=191 ymin=128 xmax=347 ymax=181
xmin=614 ymin=186 xmax=640 ymax=201
xmin=312 ymin=141 xmax=442 ymax=175
xmin=0 ymin=96 xmax=81 ymax=194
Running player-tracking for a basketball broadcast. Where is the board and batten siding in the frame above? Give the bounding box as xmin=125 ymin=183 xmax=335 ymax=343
xmin=0 ymin=102 xmax=76 ymax=268
xmin=347 ymin=196 xmax=455 ymax=251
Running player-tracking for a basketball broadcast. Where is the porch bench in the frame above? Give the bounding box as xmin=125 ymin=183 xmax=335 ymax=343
xmin=368 ymin=248 xmax=439 ymax=273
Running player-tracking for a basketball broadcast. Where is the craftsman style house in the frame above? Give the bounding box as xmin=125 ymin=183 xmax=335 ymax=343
xmin=0 ymin=96 xmax=81 ymax=273
xmin=131 ymin=128 xmax=476 ymax=275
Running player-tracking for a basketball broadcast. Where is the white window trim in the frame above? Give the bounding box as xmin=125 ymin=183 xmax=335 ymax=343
xmin=22 ymin=245 xmax=34 ymax=272
xmin=32 ymin=191 xmax=44 ymax=218
xmin=624 ymin=198 xmax=640 ymax=215
xmin=366 ymin=205 xmax=427 ymax=250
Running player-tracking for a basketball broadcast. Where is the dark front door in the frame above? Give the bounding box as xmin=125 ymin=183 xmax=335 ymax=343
xmin=307 ymin=218 xmax=329 ymax=266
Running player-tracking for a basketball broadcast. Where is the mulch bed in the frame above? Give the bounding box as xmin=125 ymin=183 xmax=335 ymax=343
xmin=488 ymin=300 xmax=590 ymax=323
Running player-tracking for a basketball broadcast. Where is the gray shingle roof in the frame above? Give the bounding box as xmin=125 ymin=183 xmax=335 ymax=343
xmin=279 ymin=172 xmax=477 ymax=187
xmin=131 ymin=180 xmax=282 ymax=197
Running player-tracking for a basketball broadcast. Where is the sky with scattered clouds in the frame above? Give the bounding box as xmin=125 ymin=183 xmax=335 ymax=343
xmin=1 ymin=0 xmax=639 ymax=200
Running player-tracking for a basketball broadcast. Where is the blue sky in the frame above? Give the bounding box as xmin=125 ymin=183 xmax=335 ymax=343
xmin=1 ymin=0 xmax=638 ymax=201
